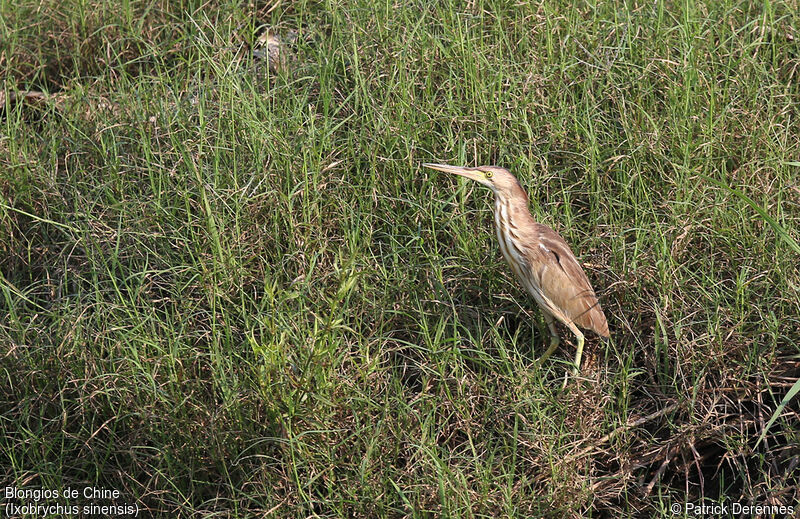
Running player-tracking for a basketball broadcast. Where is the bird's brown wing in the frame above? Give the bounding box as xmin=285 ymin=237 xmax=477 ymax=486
xmin=521 ymin=224 xmax=609 ymax=337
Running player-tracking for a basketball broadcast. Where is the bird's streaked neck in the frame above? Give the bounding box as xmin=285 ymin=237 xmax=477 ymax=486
xmin=492 ymin=185 xmax=535 ymax=227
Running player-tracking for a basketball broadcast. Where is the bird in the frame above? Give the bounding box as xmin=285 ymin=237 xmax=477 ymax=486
xmin=423 ymin=163 xmax=609 ymax=380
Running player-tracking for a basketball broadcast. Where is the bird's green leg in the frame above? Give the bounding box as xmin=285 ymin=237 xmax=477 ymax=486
xmin=561 ymin=326 xmax=585 ymax=388
xmin=572 ymin=332 xmax=585 ymax=376
xmin=534 ymin=315 xmax=560 ymax=369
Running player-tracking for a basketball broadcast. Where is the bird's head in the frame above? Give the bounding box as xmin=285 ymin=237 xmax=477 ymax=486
xmin=422 ymin=163 xmax=523 ymax=197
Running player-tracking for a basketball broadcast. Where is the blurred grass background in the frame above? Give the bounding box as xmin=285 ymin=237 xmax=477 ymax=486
xmin=1 ymin=0 xmax=799 ymax=516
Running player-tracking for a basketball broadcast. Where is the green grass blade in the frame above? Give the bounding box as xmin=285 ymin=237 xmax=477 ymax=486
xmin=755 ymin=378 xmax=800 ymax=448
xmin=702 ymin=174 xmax=800 ymax=447
xmin=701 ymin=174 xmax=800 ymax=254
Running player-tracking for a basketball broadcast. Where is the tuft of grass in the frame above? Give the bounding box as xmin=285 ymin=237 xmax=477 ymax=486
xmin=1 ymin=0 xmax=799 ymax=516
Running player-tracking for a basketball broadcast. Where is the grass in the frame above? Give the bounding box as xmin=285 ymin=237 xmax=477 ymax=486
xmin=1 ymin=0 xmax=799 ymax=516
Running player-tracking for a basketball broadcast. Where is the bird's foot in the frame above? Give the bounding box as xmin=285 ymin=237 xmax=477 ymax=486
xmin=534 ymin=336 xmax=560 ymax=369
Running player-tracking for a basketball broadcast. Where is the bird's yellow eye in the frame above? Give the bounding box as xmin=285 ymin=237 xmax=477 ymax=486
xmin=484 ymin=170 xmax=493 ymax=179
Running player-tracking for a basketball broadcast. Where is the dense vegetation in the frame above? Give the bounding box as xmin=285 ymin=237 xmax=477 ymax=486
xmin=2 ymin=0 xmax=799 ymax=516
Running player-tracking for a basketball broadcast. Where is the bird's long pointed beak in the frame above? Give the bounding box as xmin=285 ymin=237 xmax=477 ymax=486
xmin=422 ymin=163 xmax=483 ymax=183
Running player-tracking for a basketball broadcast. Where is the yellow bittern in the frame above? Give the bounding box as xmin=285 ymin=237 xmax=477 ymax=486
xmin=423 ymin=163 xmax=609 ymax=378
